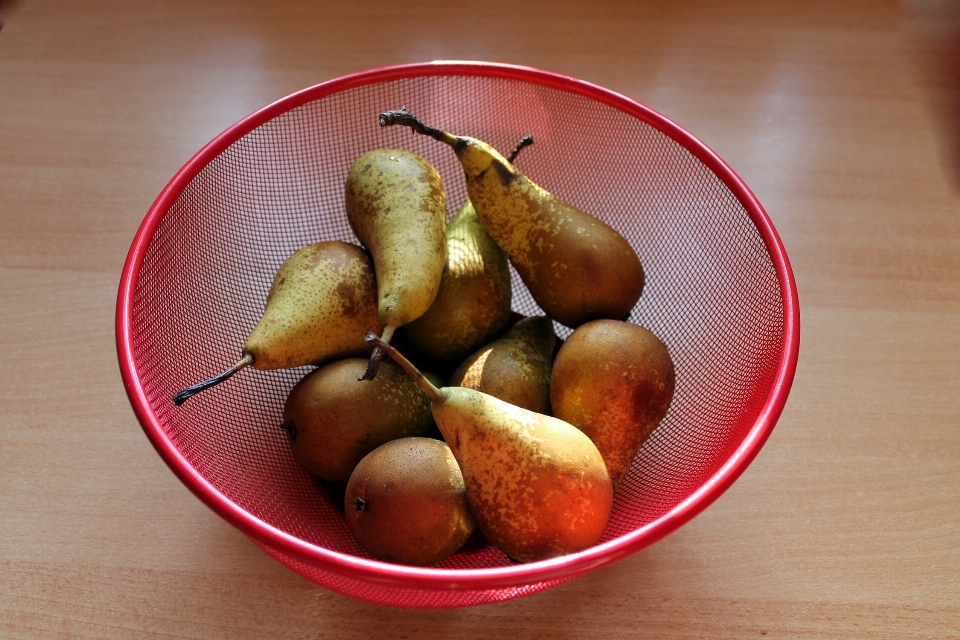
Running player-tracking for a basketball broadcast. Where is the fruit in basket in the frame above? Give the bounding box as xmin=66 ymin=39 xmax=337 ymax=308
xmin=280 ymin=358 xmax=435 ymax=483
xmin=551 ymin=319 xmax=675 ymax=491
xmin=400 ymin=197 xmax=512 ymax=362
xmin=379 ymin=107 xmax=644 ymax=329
xmin=449 ymin=316 xmax=555 ymax=415
xmin=345 ymin=149 xmax=447 ymax=380
xmin=345 ymin=437 xmax=475 ymax=566
xmin=173 ymin=241 xmax=382 ymax=406
xmin=400 ymin=136 xmax=534 ymax=362
xmin=367 ymin=333 xmax=613 ymax=563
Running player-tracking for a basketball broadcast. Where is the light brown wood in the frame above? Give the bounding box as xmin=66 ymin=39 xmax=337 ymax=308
xmin=2 ymin=0 xmax=959 ymax=637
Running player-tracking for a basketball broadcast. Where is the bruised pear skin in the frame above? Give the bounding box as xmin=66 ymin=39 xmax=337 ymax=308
xmin=244 ymin=241 xmax=383 ymax=370
xmin=449 ymin=316 xmax=555 ymax=415
xmin=281 ymin=358 xmax=434 ymax=483
xmin=344 ymin=437 xmax=475 ymax=566
xmin=345 ymin=149 xmax=447 ymax=330
xmin=433 ymin=388 xmax=612 ymax=563
xmin=401 ymin=199 xmax=512 ymax=362
xmin=550 ymin=319 xmax=675 ymax=492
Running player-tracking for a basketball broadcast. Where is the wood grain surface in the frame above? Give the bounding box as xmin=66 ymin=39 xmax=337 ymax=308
xmin=2 ymin=0 xmax=959 ymax=637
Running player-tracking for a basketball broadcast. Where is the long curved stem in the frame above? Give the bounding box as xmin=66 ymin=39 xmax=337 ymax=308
xmin=173 ymin=354 xmax=253 ymax=406
xmin=358 ymin=324 xmax=395 ymax=381
xmin=507 ymin=135 xmax=535 ymax=164
xmin=365 ymin=333 xmax=444 ymax=403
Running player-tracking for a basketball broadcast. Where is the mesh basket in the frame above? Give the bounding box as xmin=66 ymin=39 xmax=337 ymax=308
xmin=116 ymin=61 xmax=799 ymax=608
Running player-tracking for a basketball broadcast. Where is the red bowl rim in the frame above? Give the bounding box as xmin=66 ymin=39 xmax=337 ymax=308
xmin=116 ymin=60 xmax=800 ymax=592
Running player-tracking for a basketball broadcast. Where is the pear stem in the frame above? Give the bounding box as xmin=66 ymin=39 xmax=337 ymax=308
xmin=358 ymin=324 xmax=395 ymax=381
xmin=364 ymin=332 xmax=444 ymax=404
xmin=507 ymin=135 xmax=535 ymax=164
xmin=379 ymin=107 xmax=460 ymax=147
xmin=173 ymin=353 xmax=254 ymax=406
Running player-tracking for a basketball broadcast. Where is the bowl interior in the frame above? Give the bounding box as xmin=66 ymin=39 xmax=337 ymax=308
xmin=129 ymin=72 xmax=785 ymax=581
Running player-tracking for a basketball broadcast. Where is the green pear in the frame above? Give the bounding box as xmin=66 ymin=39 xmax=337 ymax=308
xmin=550 ymin=319 xmax=675 ymax=492
xmin=345 ymin=437 xmax=475 ymax=566
xmin=281 ymin=358 xmax=435 ymax=483
xmin=400 ymin=198 xmax=512 ymax=362
xmin=345 ymin=148 xmax=447 ymax=379
xmin=449 ymin=316 xmax=555 ymax=415
xmin=367 ymin=333 xmax=612 ymax=563
xmin=173 ymin=241 xmax=382 ymax=405
xmin=378 ymin=108 xmax=645 ymax=329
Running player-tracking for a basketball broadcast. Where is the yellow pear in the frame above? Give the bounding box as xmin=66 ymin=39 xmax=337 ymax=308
xmin=400 ymin=198 xmax=512 ymax=362
xmin=378 ymin=108 xmax=644 ymax=329
xmin=550 ymin=319 xmax=675 ymax=491
xmin=367 ymin=333 xmax=612 ymax=563
xmin=345 ymin=148 xmax=447 ymax=379
xmin=173 ymin=241 xmax=382 ymax=405
xmin=449 ymin=316 xmax=555 ymax=415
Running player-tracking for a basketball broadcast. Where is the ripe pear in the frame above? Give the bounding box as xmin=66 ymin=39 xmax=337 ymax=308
xmin=379 ymin=108 xmax=644 ymax=329
xmin=449 ymin=316 xmax=555 ymax=415
xmin=173 ymin=241 xmax=382 ymax=405
xmin=344 ymin=437 xmax=475 ymax=566
xmin=550 ymin=319 xmax=675 ymax=492
xmin=280 ymin=358 xmax=435 ymax=483
xmin=345 ymin=148 xmax=447 ymax=379
xmin=400 ymin=198 xmax=512 ymax=362
xmin=367 ymin=333 xmax=613 ymax=563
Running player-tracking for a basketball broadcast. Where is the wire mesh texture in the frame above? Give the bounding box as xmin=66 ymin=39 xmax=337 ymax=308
xmin=117 ymin=62 xmax=798 ymax=608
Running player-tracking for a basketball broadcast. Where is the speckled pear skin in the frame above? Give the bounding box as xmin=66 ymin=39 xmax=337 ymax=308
xmin=449 ymin=316 xmax=555 ymax=415
xmin=243 ymin=241 xmax=383 ymax=370
xmin=432 ymin=387 xmax=613 ymax=563
xmin=550 ymin=319 xmax=675 ymax=492
xmin=401 ymin=199 xmax=512 ymax=362
xmin=453 ymin=138 xmax=644 ymax=329
xmin=345 ymin=149 xmax=448 ymax=329
xmin=344 ymin=437 xmax=475 ymax=566
xmin=281 ymin=359 xmax=435 ymax=483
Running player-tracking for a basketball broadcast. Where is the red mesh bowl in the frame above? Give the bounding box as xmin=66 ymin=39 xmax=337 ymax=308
xmin=116 ymin=61 xmax=799 ymax=608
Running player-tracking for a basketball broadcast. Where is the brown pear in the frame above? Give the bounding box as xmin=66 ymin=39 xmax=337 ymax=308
xmin=344 ymin=437 xmax=475 ymax=566
xmin=367 ymin=333 xmax=612 ymax=563
xmin=449 ymin=316 xmax=555 ymax=415
xmin=550 ymin=319 xmax=675 ymax=491
xmin=281 ymin=358 xmax=434 ymax=483
xmin=400 ymin=198 xmax=512 ymax=362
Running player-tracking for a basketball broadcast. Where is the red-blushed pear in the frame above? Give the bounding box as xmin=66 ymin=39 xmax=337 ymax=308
xmin=551 ymin=319 xmax=675 ymax=492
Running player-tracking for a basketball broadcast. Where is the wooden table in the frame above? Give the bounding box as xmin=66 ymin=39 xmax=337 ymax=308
xmin=2 ymin=1 xmax=958 ymax=637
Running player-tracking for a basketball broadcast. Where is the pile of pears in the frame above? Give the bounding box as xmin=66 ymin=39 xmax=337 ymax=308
xmin=174 ymin=108 xmax=675 ymax=566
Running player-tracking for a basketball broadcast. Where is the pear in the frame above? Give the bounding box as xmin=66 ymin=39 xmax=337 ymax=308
xmin=400 ymin=198 xmax=512 ymax=362
xmin=367 ymin=333 xmax=612 ymax=563
xmin=345 ymin=148 xmax=447 ymax=379
xmin=173 ymin=241 xmax=382 ymax=405
xmin=550 ymin=319 xmax=675 ymax=492
xmin=345 ymin=437 xmax=475 ymax=566
xmin=379 ymin=108 xmax=644 ymax=329
xmin=449 ymin=316 xmax=555 ymax=415
xmin=280 ymin=358 xmax=435 ymax=483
